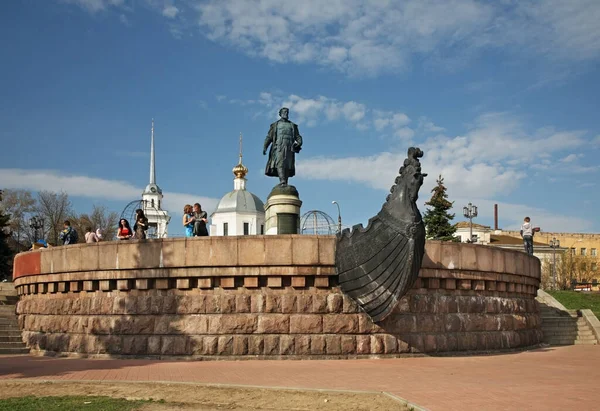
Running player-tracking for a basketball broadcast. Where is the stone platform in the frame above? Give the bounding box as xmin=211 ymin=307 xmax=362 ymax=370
xmin=12 ymin=236 xmax=542 ymax=358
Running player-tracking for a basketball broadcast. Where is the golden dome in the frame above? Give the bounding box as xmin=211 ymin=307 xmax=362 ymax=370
xmin=233 ymin=161 xmax=248 ymax=178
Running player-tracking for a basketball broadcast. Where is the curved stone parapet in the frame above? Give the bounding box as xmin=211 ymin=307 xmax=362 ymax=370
xmin=13 ymin=237 xmax=542 ymax=358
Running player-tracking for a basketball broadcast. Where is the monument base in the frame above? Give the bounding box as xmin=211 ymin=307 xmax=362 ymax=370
xmin=265 ymin=185 xmax=302 ymax=235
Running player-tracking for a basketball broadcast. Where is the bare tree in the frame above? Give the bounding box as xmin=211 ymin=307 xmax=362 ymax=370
xmin=69 ymin=205 xmax=118 ymax=242
xmin=0 ymin=189 xmax=36 ymax=247
xmin=37 ymin=191 xmax=72 ymax=245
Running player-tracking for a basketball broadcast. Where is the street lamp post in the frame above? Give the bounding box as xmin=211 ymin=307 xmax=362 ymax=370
xmin=29 ymin=216 xmax=44 ymax=243
xmin=331 ymin=201 xmax=342 ymax=234
xmin=462 ymin=203 xmax=478 ymax=243
xmin=549 ymin=237 xmax=560 ymax=290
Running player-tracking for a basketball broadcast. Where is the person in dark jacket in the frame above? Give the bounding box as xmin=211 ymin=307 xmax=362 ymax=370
xmin=193 ymin=203 xmax=209 ymax=236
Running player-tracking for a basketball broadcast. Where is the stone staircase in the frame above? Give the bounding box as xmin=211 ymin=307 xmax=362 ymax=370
xmin=539 ymin=304 xmax=598 ymax=346
xmin=0 ymin=284 xmax=29 ymax=355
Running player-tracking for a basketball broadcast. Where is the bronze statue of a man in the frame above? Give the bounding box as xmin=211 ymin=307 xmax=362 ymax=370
xmin=263 ymin=107 xmax=303 ymax=186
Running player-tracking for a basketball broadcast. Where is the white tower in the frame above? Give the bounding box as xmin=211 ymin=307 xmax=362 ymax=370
xmin=141 ymin=119 xmax=171 ymax=237
xmin=210 ymin=133 xmax=265 ymax=236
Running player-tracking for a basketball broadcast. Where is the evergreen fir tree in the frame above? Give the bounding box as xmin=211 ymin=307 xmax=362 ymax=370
xmin=0 ymin=190 xmax=14 ymax=281
xmin=423 ymin=175 xmax=457 ymax=241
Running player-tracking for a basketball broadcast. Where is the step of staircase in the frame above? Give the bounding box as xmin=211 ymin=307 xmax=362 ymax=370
xmin=545 ymin=338 xmax=597 ymax=345
xmin=0 ymin=341 xmax=27 ymax=349
xmin=538 ymin=298 xmax=599 ymax=346
xmin=542 ymin=330 xmax=595 ymax=338
xmin=0 ymin=347 xmax=30 ymax=355
xmin=0 ymin=335 xmax=26 ymax=343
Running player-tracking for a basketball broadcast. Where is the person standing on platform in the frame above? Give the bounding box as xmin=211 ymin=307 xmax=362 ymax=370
xmin=520 ymin=216 xmax=534 ymax=255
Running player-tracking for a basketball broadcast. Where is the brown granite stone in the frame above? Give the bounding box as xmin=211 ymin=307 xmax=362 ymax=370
xmin=289 ymin=314 xmax=322 ymax=333
xmin=265 ymin=295 xmax=282 ymax=313
xmin=323 ymin=314 xmax=359 ymax=333
xmin=263 ymin=335 xmax=280 ymax=355
xmin=281 ymin=295 xmax=297 ymax=313
xmin=233 ymin=336 xmax=248 ymax=355
xmin=220 ymin=277 xmax=235 ymax=289
xmin=250 ymin=294 xmax=265 ymax=313
xmin=370 ymin=335 xmax=384 ymax=354
xmin=236 ymin=295 xmax=251 ymax=313
xmin=327 ymin=294 xmax=343 ymax=313
xmin=248 ymin=336 xmax=264 ymax=355
xmin=220 ymin=295 xmax=236 ymax=314
xmin=267 ymin=277 xmax=282 ymax=288
xmin=257 ymin=314 xmax=289 ymax=333
xmin=310 ymin=335 xmax=326 ymax=355
xmin=243 ymin=277 xmax=259 ymax=288
xmin=312 ymin=295 xmax=328 ymax=313
xmin=291 ymin=276 xmax=306 ymax=288
xmin=197 ymin=278 xmax=212 ymax=289
xmin=217 ymin=336 xmax=233 ymax=355
xmin=325 ymin=335 xmax=341 ymax=355
xmin=341 ymin=335 xmax=356 ymax=354
xmin=280 ymin=335 xmax=295 ymax=355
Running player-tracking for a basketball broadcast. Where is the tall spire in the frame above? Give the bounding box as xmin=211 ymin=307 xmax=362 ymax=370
xmin=149 ymin=118 xmax=156 ymax=185
xmin=238 ymin=132 xmax=243 ymax=165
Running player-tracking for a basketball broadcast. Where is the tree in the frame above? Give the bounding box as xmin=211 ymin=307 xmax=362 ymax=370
xmin=37 ymin=191 xmax=72 ymax=245
xmin=69 ymin=205 xmax=119 ymax=242
xmin=541 ymin=251 xmax=598 ymax=290
xmin=0 ymin=191 xmax=15 ymax=281
xmin=423 ymin=175 xmax=457 ymax=241
xmin=0 ymin=189 xmax=36 ymax=247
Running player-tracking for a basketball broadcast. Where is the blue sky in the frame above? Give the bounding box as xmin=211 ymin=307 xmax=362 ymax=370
xmin=1 ymin=0 xmax=599 ymax=236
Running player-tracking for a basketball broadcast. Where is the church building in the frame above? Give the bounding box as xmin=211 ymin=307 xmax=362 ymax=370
xmin=141 ymin=119 xmax=171 ymax=237
xmin=210 ymin=134 xmax=265 ymax=236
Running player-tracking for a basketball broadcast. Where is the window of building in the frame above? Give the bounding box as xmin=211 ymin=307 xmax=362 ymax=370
xmin=151 ymin=199 xmax=155 ymax=208
xmin=223 ymin=222 xmax=228 ymax=236
xmin=243 ymin=222 xmax=249 ymax=236
xmin=158 ymin=200 xmax=161 ymax=209
xmin=260 ymin=225 xmax=264 ymax=235
xmin=592 ymin=248 xmax=597 ymax=256
xmin=592 ymin=263 xmax=597 ymax=271
xmin=571 ymin=248 xmax=576 ymax=256
xmin=580 ymin=262 xmax=587 ymax=271
xmin=581 ymin=248 xmax=587 ymax=256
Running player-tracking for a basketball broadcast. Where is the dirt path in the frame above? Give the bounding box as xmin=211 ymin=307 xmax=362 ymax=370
xmin=0 ymin=380 xmax=409 ymax=411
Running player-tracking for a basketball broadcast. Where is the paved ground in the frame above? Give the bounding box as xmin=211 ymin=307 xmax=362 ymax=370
xmin=0 ymin=345 xmax=598 ymax=410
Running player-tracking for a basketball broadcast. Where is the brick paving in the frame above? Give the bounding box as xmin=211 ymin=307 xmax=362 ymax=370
xmin=0 ymin=346 xmax=598 ymax=410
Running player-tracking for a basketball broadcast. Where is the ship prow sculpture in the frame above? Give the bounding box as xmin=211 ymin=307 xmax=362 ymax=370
xmin=336 ymin=147 xmax=427 ymax=322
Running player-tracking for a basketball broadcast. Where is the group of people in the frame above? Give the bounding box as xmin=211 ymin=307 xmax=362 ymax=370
xmin=117 ymin=209 xmax=149 ymax=240
xmin=183 ymin=203 xmax=209 ymax=237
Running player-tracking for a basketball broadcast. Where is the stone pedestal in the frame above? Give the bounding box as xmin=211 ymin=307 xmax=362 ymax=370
xmin=264 ymin=185 xmax=302 ymax=235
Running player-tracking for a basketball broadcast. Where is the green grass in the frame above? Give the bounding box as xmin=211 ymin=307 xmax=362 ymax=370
xmin=547 ymin=290 xmax=600 ymax=318
xmin=0 ymin=396 xmax=153 ymax=411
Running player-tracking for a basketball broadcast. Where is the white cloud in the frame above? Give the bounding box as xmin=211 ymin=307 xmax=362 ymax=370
xmin=294 ymin=108 xmax=596 ymax=231
xmin=394 ymin=127 xmax=415 ymax=140
xmin=418 ymin=117 xmax=445 ymax=133
xmin=193 ymin=0 xmax=600 ymax=76
xmin=58 ymin=1 xmax=600 ymax=77
xmin=61 ymin=0 xmax=124 ymax=13
xmin=162 ymin=5 xmax=178 ymax=19
xmin=560 ymin=153 xmax=580 ymax=163
xmin=0 ymin=169 xmax=219 ymax=216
